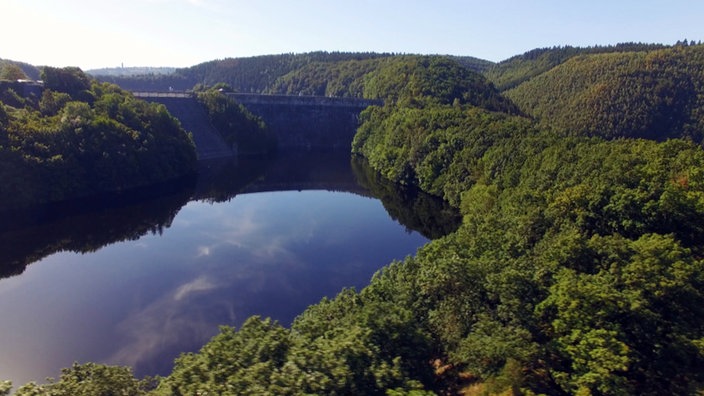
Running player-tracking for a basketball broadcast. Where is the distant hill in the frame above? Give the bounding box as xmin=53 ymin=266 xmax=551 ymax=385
xmin=502 ymin=43 xmax=704 ymax=141
xmin=484 ymin=42 xmax=670 ymax=91
xmin=267 ymin=55 xmax=494 ymax=98
xmin=265 ymin=58 xmax=383 ymax=97
xmin=94 ymin=52 xmax=494 ymax=94
xmin=95 ymin=52 xmax=397 ymax=92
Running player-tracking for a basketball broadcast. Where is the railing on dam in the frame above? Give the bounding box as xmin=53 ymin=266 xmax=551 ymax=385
xmin=131 ymin=91 xmax=383 ymax=108
xmin=227 ymin=93 xmax=382 ymax=108
xmin=133 ymin=91 xmax=193 ymax=98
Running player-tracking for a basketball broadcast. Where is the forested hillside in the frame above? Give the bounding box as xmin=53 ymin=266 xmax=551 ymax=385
xmin=348 ymin=45 xmax=704 ymax=395
xmin=484 ymin=42 xmax=669 ymax=91
xmin=95 ymin=52 xmax=396 ymax=92
xmin=0 ymin=59 xmax=40 ymax=81
xmin=0 ymin=66 xmax=197 ymax=209
xmin=493 ymin=43 xmax=704 ymax=142
xmin=5 ymin=44 xmax=704 ymax=395
xmin=266 ymin=58 xmax=382 ymax=97
xmin=94 ymin=51 xmax=493 ymax=94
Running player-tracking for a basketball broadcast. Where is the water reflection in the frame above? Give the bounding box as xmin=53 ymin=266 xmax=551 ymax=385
xmin=0 ymin=150 xmax=460 ymax=387
xmin=0 ymin=180 xmax=194 ymax=279
xmin=0 ymin=151 xmax=458 ymax=280
xmin=194 ymin=150 xmax=368 ymax=200
xmin=351 ymin=156 xmax=462 ymax=239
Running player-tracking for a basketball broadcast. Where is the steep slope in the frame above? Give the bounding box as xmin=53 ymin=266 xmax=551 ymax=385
xmin=503 ymin=44 xmax=704 ymax=141
xmin=484 ymin=43 xmax=668 ymax=91
xmin=141 ymin=96 xmax=234 ymax=160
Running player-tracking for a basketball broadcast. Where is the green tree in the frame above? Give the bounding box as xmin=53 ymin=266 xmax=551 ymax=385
xmin=39 ymin=90 xmax=72 ymax=116
xmin=12 ymin=363 xmax=149 ymax=396
xmin=40 ymin=66 xmax=91 ymax=98
xmin=0 ymin=381 xmax=11 ymax=396
xmin=0 ymin=102 xmax=8 ymax=129
xmin=60 ymin=101 xmax=94 ymax=129
xmin=538 ymin=234 xmax=704 ymax=394
xmin=155 ymin=316 xmax=290 ymax=395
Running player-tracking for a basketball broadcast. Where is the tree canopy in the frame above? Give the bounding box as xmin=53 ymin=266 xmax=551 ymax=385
xmin=501 ymin=44 xmax=704 ymax=141
xmin=0 ymin=67 xmax=196 ymax=209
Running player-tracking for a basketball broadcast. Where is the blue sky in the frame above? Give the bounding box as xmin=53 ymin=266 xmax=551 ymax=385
xmin=1 ymin=0 xmax=702 ymax=69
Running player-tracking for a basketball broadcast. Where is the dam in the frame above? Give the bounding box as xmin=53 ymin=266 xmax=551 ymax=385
xmin=133 ymin=92 xmax=381 ymax=159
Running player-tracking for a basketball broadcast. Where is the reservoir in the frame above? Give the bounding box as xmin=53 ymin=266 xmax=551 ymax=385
xmin=0 ymin=151 xmax=459 ymax=388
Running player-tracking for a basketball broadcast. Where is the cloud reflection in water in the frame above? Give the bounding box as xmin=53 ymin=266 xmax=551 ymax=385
xmin=1 ymin=190 xmax=428 ymax=382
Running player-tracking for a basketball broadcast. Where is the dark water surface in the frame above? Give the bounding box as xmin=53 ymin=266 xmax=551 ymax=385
xmin=0 ymin=151 xmax=460 ymax=387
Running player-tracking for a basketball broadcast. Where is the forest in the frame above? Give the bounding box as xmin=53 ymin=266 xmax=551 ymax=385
xmin=4 ymin=43 xmax=704 ymax=395
xmin=0 ymin=65 xmax=197 ymax=209
xmin=90 ymin=51 xmax=493 ymax=94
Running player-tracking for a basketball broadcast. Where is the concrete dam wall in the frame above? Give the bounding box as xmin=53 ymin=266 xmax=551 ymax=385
xmin=228 ymin=94 xmax=381 ymax=150
xmin=135 ymin=94 xmax=234 ymax=160
xmin=135 ymin=92 xmax=380 ymax=158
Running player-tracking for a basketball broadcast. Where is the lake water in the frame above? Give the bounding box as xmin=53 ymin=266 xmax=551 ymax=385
xmin=0 ymin=151 xmax=459 ymax=388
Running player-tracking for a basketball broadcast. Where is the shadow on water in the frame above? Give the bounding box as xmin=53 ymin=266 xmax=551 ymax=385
xmin=193 ymin=150 xmax=369 ymax=201
xmin=0 ymin=178 xmax=196 ymax=279
xmin=351 ymin=155 xmax=462 ymax=240
xmin=0 ymin=150 xmax=460 ymax=280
